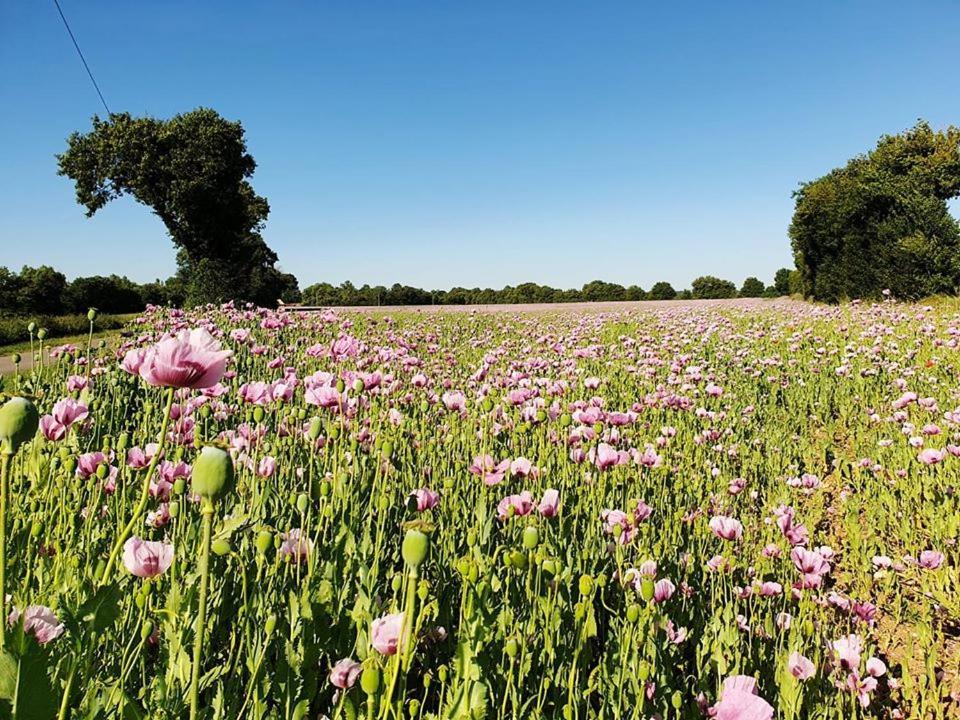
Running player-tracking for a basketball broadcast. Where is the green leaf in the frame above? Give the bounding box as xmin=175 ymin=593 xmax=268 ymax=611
xmin=77 ymin=583 xmax=123 ymax=632
xmin=0 ymin=645 xmax=57 ymax=720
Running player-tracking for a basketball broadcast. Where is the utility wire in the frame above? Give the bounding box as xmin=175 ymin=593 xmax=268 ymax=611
xmin=51 ymin=0 xmax=112 ymax=116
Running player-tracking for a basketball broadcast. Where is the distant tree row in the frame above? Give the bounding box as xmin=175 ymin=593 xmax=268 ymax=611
xmin=0 ymin=266 xmax=182 ymax=315
xmin=301 ymin=271 xmax=797 ymax=307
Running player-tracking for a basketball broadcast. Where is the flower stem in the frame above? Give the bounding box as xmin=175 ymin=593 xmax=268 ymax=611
xmin=189 ymin=502 xmax=214 ymax=720
xmin=98 ymin=387 xmax=175 ymax=585
xmin=0 ymin=450 xmax=11 ymax=651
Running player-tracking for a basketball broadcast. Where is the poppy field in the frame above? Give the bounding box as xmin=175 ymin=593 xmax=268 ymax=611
xmin=0 ymin=299 xmax=958 ymax=719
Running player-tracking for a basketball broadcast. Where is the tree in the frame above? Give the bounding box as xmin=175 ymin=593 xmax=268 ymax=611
xmin=691 ymin=276 xmax=737 ymax=299
xmin=17 ymin=266 xmax=66 ymax=314
xmin=739 ymin=277 xmax=765 ymax=297
xmin=648 ymin=281 xmax=677 ymax=300
xmin=773 ymin=268 xmax=792 ymax=296
xmin=58 ymin=108 xmax=296 ymax=307
xmin=64 ymin=275 xmax=143 ymax=314
xmin=789 ymin=121 xmax=960 ymax=301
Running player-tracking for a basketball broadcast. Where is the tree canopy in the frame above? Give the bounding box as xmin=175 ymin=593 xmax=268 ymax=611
xmin=57 ymin=108 xmax=298 ymax=307
xmin=789 ymin=121 xmax=960 ymax=302
xmin=691 ymin=276 xmax=737 ymax=299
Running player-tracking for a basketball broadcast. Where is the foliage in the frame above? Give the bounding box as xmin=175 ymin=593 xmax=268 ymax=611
xmin=773 ymin=268 xmax=793 ymax=296
xmin=647 ymin=282 xmax=677 ymax=301
xmin=691 ymin=276 xmax=737 ymax=299
xmin=789 ymin=121 xmax=960 ymax=302
xmin=0 ymin=312 xmax=128 ymax=348
xmin=739 ymin=277 xmax=766 ymax=298
xmin=57 ymin=108 xmax=296 ymax=307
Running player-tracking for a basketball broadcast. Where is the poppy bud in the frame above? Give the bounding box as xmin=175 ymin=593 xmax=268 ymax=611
xmin=308 ymin=417 xmax=322 ymax=440
xmin=168 ymin=501 xmax=180 ymax=518
xmin=522 ymin=526 xmax=540 ymax=549
xmin=27 ymin=322 xmax=36 ymax=334
xmin=296 ymin=493 xmax=309 ymax=513
xmin=10 ymin=353 xmax=20 ymax=365
xmin=353 ymin=378 xmax=365 ymax=393
xmin=255 ymin=530 xmax=273 ymax=554
xmin=335 ymin=379 xmax=346 ymax=394
xmin=360 ymin=666 xmax=380 ymax=695
xmin=141 ymin=620 xmax=154 ymax=641
xmin=264 ymin=613 xmax=277 ymax=635
xmin=402 ymin=528 xmax=430 ymax=569
xmin=37 ymin=328 xmax=47 ymax=340
xmin=87 ymin=308 xmax=98 ymax=322
xmin=0 ymin=396 xmax=39 ymax=453
xmin=505 ymin=638 xmax=519 ymax=658
xmin=578 ymin=574 xmax=594 ymax=597
xmin=626 ymin=604 xmax=640 ymax=623
xmin=640 ymin=578 xmax=655 ymax=602
xmin=192 ymin=445 xmax=234 ymax=499
xmin=212 ymin=539 xmax=231 ymax=556
xmin=253 ymin=407 xmax=264 ymax=423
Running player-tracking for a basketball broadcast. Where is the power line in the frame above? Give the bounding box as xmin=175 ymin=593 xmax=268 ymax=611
xmin=51 ymin=0 xmax=112 ymax=116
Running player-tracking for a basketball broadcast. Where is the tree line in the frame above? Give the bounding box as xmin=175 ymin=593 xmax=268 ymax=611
xmin=301 ymin=272 xmax=796 ymax=307
xmin=0 ymin=265 xmax=796 ymax=316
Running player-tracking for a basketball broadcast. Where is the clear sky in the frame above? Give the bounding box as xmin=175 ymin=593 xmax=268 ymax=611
xmin=1 ymin=1 xmax=958 ymax=291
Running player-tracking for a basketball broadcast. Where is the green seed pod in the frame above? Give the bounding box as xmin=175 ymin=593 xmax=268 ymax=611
xmin=37 ymin=328 xmax=47 ymax=340
xmin=438 ymin=665 xmax=448 ymax=683
xmin=87 ymin=307 xmax=98 ymax=322
xmin=407 ymin=700 xmax=420 ymax=717
xmin=466 ymin=530 xmax=476 ymax=547
xmin=319 ymin=480 xmax=331 ymax=497
xmin=27 ymin=322 xmax=36 ymax=334
xmin=417 ymin=581 xmax=428 ymax=600
xmin=173 ymin=478 xmax=186 ymax=495
xmin=505 ymin=638 xmax=519 ymax=658
xmin=626 ymin=604 xmax=641 ymax=623
xmin=391 ymin=574 xmax=403 ymax=592
xmin=360 ymin=666 xmax=381 ymax=695
xmin=559 ymin=413 xmax=572 ymax=427
xmin=11 ymin=353 xmax=20 ymax=365
xmin=168 ymin=501 xmax=180 ymax=518
xmin=578 ymin=574 xmax=594 ymax=597
xmin=64 ymin=456 xmax=77 ymax=475
xmin=637 ymin=660 xmax=650 ymax=681
xmin=253 ymin=407 xmax=265 ymax=423
xmin=522 ymin=526 xmax=540 ymax=550
xmin=0 ymin=397 xmax=39 ymax=453
xmin=141 ymin=620 xmax=154 ymax=641
xmin=30 ymin=519 xmax=43 ymax=538
xmin=640 ymin=578 xmax=655 ymax=603
xmin=335 ymin=379 xmax=346 ymax=394
xmin=296 ymin=493 xmax=309 ymax=513
xmin=671 ymin=691 xmax=683 ymax=710
xmin=200 ymin=404 xmax=212 ymax=419
xmin=353 ymin=378 xmax=365 ymax=393
xmin=308 ymin=417 xmax=322 ymax=440
xmin=117 ymin=432 xmax=129 ymax=452
xmin=96 ymin=463 xmax=108 ymax=479
xmin=328 ymin=424 xmax=340 ymax=440
xmin=192 ymin=445 xmax=235 ymax=499
xmin=509 ymin=550 xmax=527 ymax=570
xmin=255 ymin=530 xmax=273 ymax=554
xmin=402 ymin=528 xmax=430 ymax=568
xmin=212 ymin=538 xmax=232 ymax=556
xmin=541 ymin=558 xmax=558 ymax=576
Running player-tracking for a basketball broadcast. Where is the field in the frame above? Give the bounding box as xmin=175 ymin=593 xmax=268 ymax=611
xmin=0 ymin=298 xmax=958 ymax=719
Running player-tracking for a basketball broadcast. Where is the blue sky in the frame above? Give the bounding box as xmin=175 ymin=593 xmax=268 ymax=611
xmin=1 ymin=1 xmax=958 ymax=291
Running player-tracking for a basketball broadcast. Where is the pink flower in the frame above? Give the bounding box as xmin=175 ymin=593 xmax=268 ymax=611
xmin=918 ymin=447 xmax=946 ymax=465
xmin=595 ymin=443 xmax=620 ymax=470
xmin=257 ymin=456 xmax=277 ymax=478
xmin=510 ymin=457 xmax=535 ymax=477
xmin=40 ymin=398 xmax=90 ymax=441
xmin=469 ymin=455 xmax=510 ymax=486
xmin=441 ymin=391 xmax=466 ymax=413
xmin=280 ymin=529 xmax=313 ymax=563
xmin=538 ymin=489 xmax=560 ymax=517
xmin=918 ymin=550 xmax=944 ymax=569
xmin=371 ymin=612 xmax=405 ymax=656
xmin=652 ymin=578 xmax=676 ymax=603
xmin=122 ymin=537 xmax=174 ymax=578
xmin=832 ymin=634 xmax=862 ymax=671
xmin=497 ymin=491 xmax=534 ymax=520
xmin=791 ymin=547 xmax=830 ymax=587
xmin=412 ymin=487 xmax=440 ymax=511
xmin=709 ymin=515 xmax=743 ymax=541
xmin=788 ymin=651 xmax=815 ymax=680
xmin=713 ymin=676 xmax=773 ymax=720
xmin=138 ymin=328 xmax=232 ymax=389
xmin=330 ymin=658 xmax=362 ymax=689
xmin=7 ymin=605 xmax=64 ymax=644
xmin=121 ymin=348 xmax=147 ymax=375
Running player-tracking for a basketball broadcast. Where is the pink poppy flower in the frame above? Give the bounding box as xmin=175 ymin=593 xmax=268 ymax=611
xmin=713 ymin=676 xmax=773 ymax=720
xmin=412 ymin=487 xmax=440 ymax=511
xmin=788 ymin=651 xmax=815 ymax=680
xmin=138 ymin=328 xmax=232 ymax=389
xmin=918 ymin=550 xmax=944 ymax=569
xmin=122 ymin=537 xmax=174 ymax=578
xmin=538 ymin=488 xmax=560 ymax=517
xmin=709 ymin=515 xmax=743 ymax=541
xmin=497 ymin=491 xmax=534 ymax=520
xmin=7 ymin=604 xmax=64 ymax=644
xmin=371 ymin=612 xmax=405 ymax=656
xmin=330 ymin=658 xmax=362 ymax=689
xmin=280 ymin=529 xmax=313 ymax=563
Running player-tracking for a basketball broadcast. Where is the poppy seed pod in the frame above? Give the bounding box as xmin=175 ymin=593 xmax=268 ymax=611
xmin=192 ymin=445 xmax=235 ymax=499
xmin=0 ymin=396 xmax=40 ymax=453
xmin=87 ymin=307 xmax=98 ymax=322
xmin=360 ymin=666 xmax=381 ymax=695
xmin=522 ymin=525 xmax=540 ymax=549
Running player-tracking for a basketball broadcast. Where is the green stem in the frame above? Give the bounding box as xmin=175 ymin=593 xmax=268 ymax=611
xmin=0 ymin=450 xmax=10 ymax=651
xmin=56 ymin=659 xmax=78 ymax=720
xmin=98 ymin=387 xmax=175 ymax=585
xmin=189 ymin=503 xmax=214 ymax=720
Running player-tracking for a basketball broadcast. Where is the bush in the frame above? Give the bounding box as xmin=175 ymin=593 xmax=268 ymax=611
xmin=691 ymin=276 xmax=737 ymax=299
